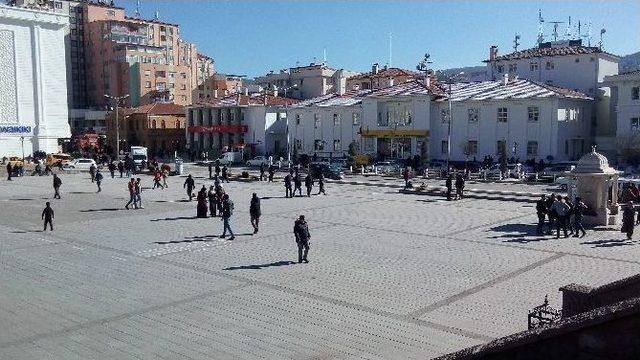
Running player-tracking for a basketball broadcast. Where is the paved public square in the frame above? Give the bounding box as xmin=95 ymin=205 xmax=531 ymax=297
xmin=1 ymin=167 xmax=640 ymax=359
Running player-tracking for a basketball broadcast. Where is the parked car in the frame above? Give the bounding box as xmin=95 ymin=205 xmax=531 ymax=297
xmin=46 ymin=153 xmax=72 ymax=167
xmin=246 ymin=156 xmax=282 ymax=167
xmin=309 ymin=162 xmax=344 ymax=180
xmin=541 ymin=163 xmax=575 ymax=179
xmin=64 ymin=158 xmax=97 ymax=171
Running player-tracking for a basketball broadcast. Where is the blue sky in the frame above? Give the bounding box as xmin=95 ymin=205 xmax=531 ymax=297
xmin=119 ymin=1 xmax=639 ymax=77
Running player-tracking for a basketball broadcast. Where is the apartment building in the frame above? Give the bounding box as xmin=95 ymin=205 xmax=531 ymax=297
xmin=346 ymin=63 xmax=419 ymax=91
xmin=600 ymin=71 xmax=640 ymax=161
xmin=254 ymin=63 xmax=359 ymax=100
xmin=193 ymin=73 xmax=243 ymax=102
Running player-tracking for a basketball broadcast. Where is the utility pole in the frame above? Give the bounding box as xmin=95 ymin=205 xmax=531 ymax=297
xmin=104 ymin=94 xmax=129 ymax=157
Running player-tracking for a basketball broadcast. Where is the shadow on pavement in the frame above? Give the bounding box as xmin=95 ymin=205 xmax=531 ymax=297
xmin=581 ymin=239 xmax=637 ymax=248
xmin=69 ymin=191 xmax=94 ymax=194
xmin=150 ymin=216 xmax=198 ymax=222
xmin=79 ymin=208 xmax=124 ymax=212
xmin=223 ymin=260 xmax=296 ymax=271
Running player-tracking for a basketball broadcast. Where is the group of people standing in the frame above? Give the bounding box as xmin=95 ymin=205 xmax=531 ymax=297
xmin=188 ymin=175 xmax=237 ymax=240
xmin=445 ymin=173 xmax=466 ymax=201
xmin=536 ymin=194 xmax=588 ymax=238
xmin=284 ymin=168 xmax=325 ymax=198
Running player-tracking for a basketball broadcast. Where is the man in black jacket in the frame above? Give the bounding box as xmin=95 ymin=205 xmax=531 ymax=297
xmin=250 ymin=193 xmax=261 ymax=234
xmin=220 ymin=194 xmax=235 ymax=240
xmin=42 ymin=202 xmax=54 ymax=231
xmin=304 ymin=174 xmax=314 ymax=197
xmin=53 ymin=174 xmax=62 ymax=199
xmin=284 ymin=172 xmax=293 ymax=198
xmin=536 ymin=195 xmax=547 ymax=235
xmin=294 ymin=215 xmax=310 ymax=263
xmin=183 ymin=174 xmax=195 ymax=201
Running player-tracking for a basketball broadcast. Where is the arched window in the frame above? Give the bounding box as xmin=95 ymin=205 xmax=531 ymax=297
xmin=161 ymin=120 xmax=166 ymax=129
xmin=152 ymin=119 xmax=156 ymax=128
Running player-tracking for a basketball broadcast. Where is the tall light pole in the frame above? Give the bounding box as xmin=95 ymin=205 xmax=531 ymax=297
xmin=104 ymin=94 xmax=129 ymax=157
xmin=444 ymin=72 xmax=465 ymax=171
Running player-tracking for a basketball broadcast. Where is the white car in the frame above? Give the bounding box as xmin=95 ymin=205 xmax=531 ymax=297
xmin=64 ymin=158 xmax=97 ymax=171
xmin=246 ymin=156 xmax=282 ymax=167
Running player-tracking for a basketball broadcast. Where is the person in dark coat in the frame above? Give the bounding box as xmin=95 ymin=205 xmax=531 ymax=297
xmin=89 ymin=163 xmax=97 ymax=182
xmin=196 ymin=186 xmax=208 ymax=218
xmin=220 ymin=194 xmax=235 ymax=240
xmin=573 ymin=197 xmax=587 ymax=238
xmin=294 ymin=215 xmax=310 ymax=263
xmin=259 ymin=163 xmax=265 ymax=181
xmin=117 ymin=160 xmax=124 ymax=178
xmin=108 ymin=162 xmax=116 ymax=178
xmin=564 ymin=196 xmax=575 ymax=236
xmin=622 ymin=201 xmax=636 ymax=240
xmin=268 ymin=165 xmax=275 ymax=182
xmin=284 ymin=173 xmax=293 ymax=198
xmin=208 ymin=162 xmax=213 ymax=179
xmin=545 ymin=193 xmax=556 ymax=235
xmin=317 ymin=173 xmax=326 ymax=195
xmin=208 ymin=186 xmax=217 ymax=217
xmin=250 ymin=193 xmax=261 ymax=234
xmin=305 ymin=174 xmax=314 ymax=197
xmin=183 ymin=174 xmax=195 ymax=201
xmin=455 ymin=173 xmax=465 ymax=200
xmin=215 ymin=162 xmax=221 ymax=178
xmin=53 ymin=174 xmax=62 ymax=199
xmin=536 ymin=195 xmax=547 ymax=235
xmin=42 ymin=202 xmax=54 ymax=231
xmin=294 ymin=173 xmax=302 ymax=196
xmin=445 ymin=174 xmax=453 ymax=201
xmin=403 ymin=167 xmax=410 ymax=188
xmin=95 ymin=170 xmax=103 ymax=192
xmin=6 ymin=162 xmax=12 ymax=181
xmin=221 ymin=165 xmax=229 ymax=183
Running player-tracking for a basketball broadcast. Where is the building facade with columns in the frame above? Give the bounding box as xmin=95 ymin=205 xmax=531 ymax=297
xmin=600 ymin=71 xmax=640 ymax=163
xmin=0 ymin=5 xmax=70 ymax=157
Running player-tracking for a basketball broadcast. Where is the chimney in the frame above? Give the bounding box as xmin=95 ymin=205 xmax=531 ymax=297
xmin=213 ymin=89 xmax=218 ymax=98
xmin=489 ymin=46 xmax=498 ymax=61
xmin=424 ymin=75 xmax=431 ymax=88
xmin=372 ymin=63 xmax=379 ymax=74
xmin=224 ymin=89 xmax=229 ymax=96
xmin=244 ymin=87 xmax=249 ymax=96
xmin=272 ymin=89 xmax=278 ymax=97
xmin=503 ymin=73 xmax=509 ymax=85
xmin=388 ymin=77 xmax=394 ymax=87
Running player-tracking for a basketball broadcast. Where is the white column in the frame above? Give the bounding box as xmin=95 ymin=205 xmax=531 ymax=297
xmin=31 ymin=24 xmax=45 ymax=153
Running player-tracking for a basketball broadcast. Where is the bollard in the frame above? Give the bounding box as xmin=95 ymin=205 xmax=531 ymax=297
xmin=361 ymin=165 xmax=365 ymax=175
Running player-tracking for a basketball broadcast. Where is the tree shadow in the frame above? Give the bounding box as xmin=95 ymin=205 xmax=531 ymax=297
xmin=581 ymin=239 xmax=638 ymax=248
xmin=150 ymin=216 xmax=198 ymax=222
xmin=223 ymin=260 xmax=296 ymax=271
xmin=79 ymin=208 xmax=124 ymax=212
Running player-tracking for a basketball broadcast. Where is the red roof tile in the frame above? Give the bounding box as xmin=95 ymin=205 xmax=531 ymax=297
xmin=348 ymin=67 xmax=419 ymax=81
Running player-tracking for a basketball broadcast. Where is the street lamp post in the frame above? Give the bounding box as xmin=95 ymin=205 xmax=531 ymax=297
xmin=20 ymin=136 xmax=25 ymax=166
xmin=444 ymin=72 xmax=465 ymax=171
xmin=104 ymin=94 xmax=129 ymax=157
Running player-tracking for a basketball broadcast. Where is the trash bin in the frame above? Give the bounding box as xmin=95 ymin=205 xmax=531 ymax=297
xmin=174 ymin=158 xmax=183 ymax=175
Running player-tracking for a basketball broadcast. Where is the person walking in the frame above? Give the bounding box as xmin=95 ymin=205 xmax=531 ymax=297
xmin=536 ymin=195 xmax=547 ymax=235
xmin=117 ymin=160 xmax=124 ymax=178
xmin=89 ymin=163 xmax=97 ymax=183
xmin=162 ymin=167 xmax=169 ymax=188
xmin=305 ymin=173 xmax=314 ymax=197
xmin=108 ymin=162 xmax=116 ymax=178
xmin=221 ymin=165 xmax=230 ymax=183
xmin=403 ymin=167 xmax=410 ymax=188
xmin=208 ymin=186 xmax=217 ymax=217
xmin=153 ymin=170 xmax=164 ymax=189
xmin=183 ymin=174 xmax=195 ymax=201
xmin=250 ymin=193 xmax=261 ymax=234
xmin=268 ymin=165 xmax=275 ymax=182
xmin=546 ymin=193 xmax=556 ymax=235
xmin=573 ymin=197 xmax=587 ymax=238
xmin=41 ymin=202 xmax=54 ymax=231
xmin=551 ymin=195 xmax=570 ymax=238
xmin=135 ymin=178 xmax=143 ymax=209
xmin=220 ymin=194 xmax=235 ymax=240
xmin=293 ymin=215 xmax=310 ymax=263
xmin=197 ymin=185 xmax=208 ymax=218
xmin=622 ymin=201 xmax=636 ymax=240
xmin=208 ymin=161 xmax=213 ymax=179
xmin=6 ymin=162 xmax=12 ymax=181
xmin=125 ymin=178 xmax=137 ymax=210
xmin=317 ymin=173 xmax=326 ymax=195
xmin=95 ymin=169 xmax=103 ymax=192
xmin=259 ymin=163 xmax=265 ymax=181
xmin=53 ymin=174 xmax=62 ymax=199
xmin=455 ymin=173 xmax=465 ymax=200
xmin=284 ymin=172 xmax=293 ymax=198
xmin=445 ymin=173 xmax=453 ymax=201
xmin=294 ymin=173 xmax=303 ymax=197
xmin=215 ymin=161 xmax=221 ymax=178
xmin=564 ymin=196 xmax=575 ymax=236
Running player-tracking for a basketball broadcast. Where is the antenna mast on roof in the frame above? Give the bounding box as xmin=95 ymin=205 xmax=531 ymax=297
xmin=599 ymin=27 xmax=606 ymax=50
xmin=389 ymin=32 xmax=392 ymax=67
xmin=537 ymin=9 xmax=545 ymax=44
xmin=566 ymin=16 xmax=572 ymax=39
xmin=548 ymin=21 xmax=564 ymax=41
xmin=134 ymin=0 xmax=140 ymax=18
xmin=322 ymin=48 xmax=326 ymax=64
xmin=513 ymin=34 xmax=521 ymax=51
